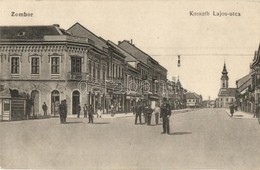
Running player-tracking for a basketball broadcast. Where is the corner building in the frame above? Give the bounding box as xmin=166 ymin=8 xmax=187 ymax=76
xmin=0 ymin=24 xmax=108 ymax=116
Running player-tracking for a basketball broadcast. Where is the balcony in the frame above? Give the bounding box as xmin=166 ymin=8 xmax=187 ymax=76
xmin=67 ymin=72 xmax=88 ymax=81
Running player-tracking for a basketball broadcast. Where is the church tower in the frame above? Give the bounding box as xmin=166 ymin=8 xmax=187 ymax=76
xmin=221 ymin=62 xmax=229 ymax=88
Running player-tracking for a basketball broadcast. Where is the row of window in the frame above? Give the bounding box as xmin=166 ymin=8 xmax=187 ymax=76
xmin=11 ymin=56 xmax=60 ymax=75
xmin=219 ymin=98 xmax=234 ymax=102
xmin=188 ymin=99 xmax=197 ymax=102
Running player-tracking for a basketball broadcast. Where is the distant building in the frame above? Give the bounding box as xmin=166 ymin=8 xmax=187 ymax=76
xmin=218 ymin=63 xmax=236 ymax=108
xmin=186 ymin=92 xmax=202 ymax=108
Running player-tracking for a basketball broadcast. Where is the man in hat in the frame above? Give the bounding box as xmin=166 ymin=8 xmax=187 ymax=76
xmin=83 ymin=104 xmax=88 ymax=118
xmin=77 ymin=103 xmax=81 ymax=118
xmin=63 ymin=100 xmax=68 ymax=123
xmin=135 ymin=102 xmax=142 ymax=125
xmin=59 ymin=100 xmax=64 ymax=124
xmin=88 ymin=104 xmax=94 ymax=123
xmin=160 ymin=97 xmax=171 ymax=134
xmin=42 ymin=102 xmax=48 ymax=117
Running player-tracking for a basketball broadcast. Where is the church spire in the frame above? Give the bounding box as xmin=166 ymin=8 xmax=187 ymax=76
xmin=221 ymin=62 xmax=229 ymax=88
xmin=222 ymin=61 xmax=228 ymax=74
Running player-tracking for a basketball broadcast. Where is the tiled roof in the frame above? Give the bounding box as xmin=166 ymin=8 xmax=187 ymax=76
xmin=118 ymin=40 xmax=148 ymax=64
xmin=67 ymin=22 xmax=108 ymax=51
xmin=218 ymin=88 xmax=236 ymax=97
xmin=107 ymin=40 xmax=134 ymax=60
xmin=0 ymin=25 xmax=62 ymax=40
xmin=185 ymin=92 xmax=201 ymax=99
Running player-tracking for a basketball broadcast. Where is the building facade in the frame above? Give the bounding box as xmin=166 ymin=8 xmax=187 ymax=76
xmin=0 ymin=24 xmax=95 ymax=116
xmin=0 ymin=22 xmax=189 ymax=119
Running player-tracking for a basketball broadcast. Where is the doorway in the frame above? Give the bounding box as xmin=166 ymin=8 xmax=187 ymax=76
xmin=31 ymin=90 xmax=39 ymax=116
xmin=72 ymin=90 xmax=80 ymax=115
xmin=51 ymin=90 xmax=60 ymax=116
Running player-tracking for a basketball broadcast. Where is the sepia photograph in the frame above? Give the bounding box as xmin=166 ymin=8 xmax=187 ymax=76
xmin=0 ymin=0 xmax=260 ymax=169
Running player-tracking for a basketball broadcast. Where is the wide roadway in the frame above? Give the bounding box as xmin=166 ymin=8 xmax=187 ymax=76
xmin=0 ymin=108 xmax=260 ymax=169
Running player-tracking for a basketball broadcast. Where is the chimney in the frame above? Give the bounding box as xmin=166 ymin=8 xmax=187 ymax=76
xmin=130 ymin=39 xmax=133 ymax=44
xmin=118 ymin=41 xmax=122 ymax=45
xmin=53 ymin=24 xmax=60 ymax=27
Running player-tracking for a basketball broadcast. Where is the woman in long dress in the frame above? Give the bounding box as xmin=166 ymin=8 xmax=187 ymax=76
xmin=97 ymin=106 xmax=102 ymax=118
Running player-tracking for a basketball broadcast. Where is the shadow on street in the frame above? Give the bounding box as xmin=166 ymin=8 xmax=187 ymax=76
xmin=64 ymin=121 xmax=83 ymax=124
xmin=169 ymin=132 xmax=192 ymax=135
xmin=92 ymin=122 xmax=110 ymax=125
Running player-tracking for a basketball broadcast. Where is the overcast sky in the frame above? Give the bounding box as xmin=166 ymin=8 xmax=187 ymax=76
xmin=1 ymin=0 xmax=260 ymax=99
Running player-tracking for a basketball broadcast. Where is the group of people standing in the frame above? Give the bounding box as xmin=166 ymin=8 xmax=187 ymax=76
xmin=133 ymin=98 xmax=171 ymax=135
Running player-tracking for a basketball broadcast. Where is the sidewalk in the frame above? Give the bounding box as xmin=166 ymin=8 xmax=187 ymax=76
xmin=67 ymin=113 xmax=135 ymax=119
xmin=67 ymin=108 xmax=195 ymax=119
xmin=225 ymin=109 xmax=255 ymax=119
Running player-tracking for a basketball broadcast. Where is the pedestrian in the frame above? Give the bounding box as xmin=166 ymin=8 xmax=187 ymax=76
xmin=63 ymin=100 xmax=68 ymax=123
xmin=111 ymin=104 xmax=115 ymax=117
xmin=143 ymin=103 xmax=147 ymax=124
xmin=160 ymin=97 xmax=171 ymax=135
xmin=145 ymin=104 xmax=153 ymax=125
xmin=77 ymin=103 xmax=81 ymax=118
xmin=59 ymin=100 xmax=64 ymax=124
xmin=88 ymin=104 xmax=94 ymax=123
xmin=154 ymin=103 xmax=160 ymax=125
xmin=229 ymin=103 xmax=234 ymax=117
xmin=135 ymin=102 xmax=142 ymax=125
xmin=97 ymin=105 xmax=102 ymax=118
xmin=42 ymin=102 xmax=48 ymax=117
xmin=83 ymin=104 xmax=88 ymax=118
xmin=132 ymin=104 xmax=136 ymax=115
xmin=253 ymin=103 xmax=260 ymax=118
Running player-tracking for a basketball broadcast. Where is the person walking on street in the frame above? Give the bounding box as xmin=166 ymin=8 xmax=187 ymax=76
xmin=229 ymin=103 xmax=234 ymax=117
xmin=42 ymin=102 xmax=48 ymax=117
xmin=135 ymin=102 xmax=142 ymax=125
xmin=88 ymin=104 xmax=94 ymax=123
xmin=63 ymin=100 xmax=68 ymax=123
xmin=59 ymin=100 xmax=64 ymax=124
xmin=145 ymin=104 xmax=153 ymax=125
xmin=77 ymin=103 xmax=81 ymax=118
xmin=253 ymin=103 xmax=260 ymax=118
xmin=83 ymin=104 xmax=88 ymax=118
xmin=160 ymin=98 xmax=171 ymax=135
xmin=111 ymin=104 xmax=115 ymax=117
xmin=154 ymin=103 xmax=160 ymax=125
xmin=97 ymin=105 xmax=102 ymax=118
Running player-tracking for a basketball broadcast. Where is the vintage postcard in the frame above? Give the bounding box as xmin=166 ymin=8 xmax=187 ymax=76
xmin=0 ymin=0 xmax=260 ymax=169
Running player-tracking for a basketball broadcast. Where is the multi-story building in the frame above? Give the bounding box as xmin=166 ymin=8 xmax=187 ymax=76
xmin=67 ymin=22 xmax=110 ymax=113
xmin=236 ymin=74 xmax=252 ymax=112
xmin=237 ymin=44 xmax=260 ymax=113
xmin=0 ymin=22 xmax=187 ymax=119
xmin=0 ymin=24 xmax=97 ymax=116
xmin=118 ymin=40 xmax=167 ymax=108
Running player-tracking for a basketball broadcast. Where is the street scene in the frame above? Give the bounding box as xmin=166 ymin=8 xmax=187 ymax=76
xmin=0 ymin=0 xmax=260 ymax=169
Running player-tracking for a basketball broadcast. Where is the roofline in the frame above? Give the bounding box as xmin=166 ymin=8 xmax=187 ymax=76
xmin=0 ymin=24 xmax=58 ymax=27
xmin=67 ymin=22 xmax=106 ymax=44
xmin=108 ymin=40 xmax=138 ymax=61
xmin=119 ymin=40 xmax=167 ymax=70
